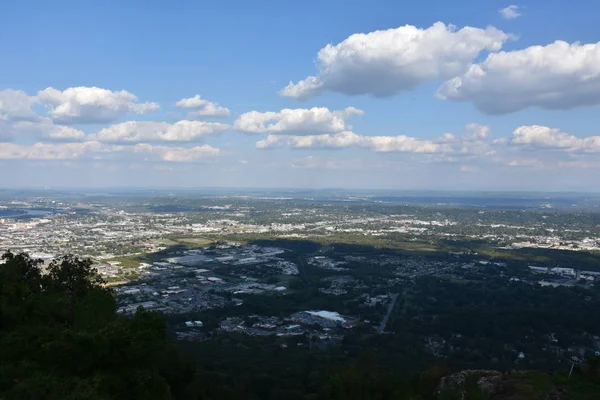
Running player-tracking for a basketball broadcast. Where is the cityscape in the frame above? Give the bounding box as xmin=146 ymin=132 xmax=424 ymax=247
xmin=3 ymin=0 xmax=600 ymax=397
xmin=2 ymin=190 xmax=600 ymax=372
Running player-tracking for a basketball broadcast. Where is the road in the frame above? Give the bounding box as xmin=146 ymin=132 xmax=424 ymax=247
xmin=377 ymin=293 xmax=399 ymax=334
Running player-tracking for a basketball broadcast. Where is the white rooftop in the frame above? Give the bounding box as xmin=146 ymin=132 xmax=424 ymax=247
xmin=307 ymin=310 xmax=345 ymax=322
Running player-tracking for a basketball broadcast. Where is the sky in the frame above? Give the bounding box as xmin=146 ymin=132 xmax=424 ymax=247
xmin=1 ymin=0 xmax=600 ymax=191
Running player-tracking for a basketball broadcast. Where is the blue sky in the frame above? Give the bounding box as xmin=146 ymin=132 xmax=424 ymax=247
xmin=1 ymin=0 xmax=600 ymax=191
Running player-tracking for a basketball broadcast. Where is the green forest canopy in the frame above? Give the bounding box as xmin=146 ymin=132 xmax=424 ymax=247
xmin=2 ymin=250 xmax=600 ymax=400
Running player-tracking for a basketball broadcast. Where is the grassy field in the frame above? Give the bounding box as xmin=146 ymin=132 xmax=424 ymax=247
xmin=149 ymin=238 xmax=179 ymax=247
xmin=206 ymin=231 xmax=600 ymax=271
xmin=173 ymin=237 xmax=213 ymax=247
xmin=162 ymin=236 xmax=213 ymax=248
xmin=107 ymin=255 xmax=144 ymax=269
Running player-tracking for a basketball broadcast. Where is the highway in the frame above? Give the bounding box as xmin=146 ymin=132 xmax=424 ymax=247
xmin=377 ymin=293 xmax=399 ymax=334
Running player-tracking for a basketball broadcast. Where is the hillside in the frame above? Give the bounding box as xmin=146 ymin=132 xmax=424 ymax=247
xmin=1 ymin=251 xmax=599 ymax=399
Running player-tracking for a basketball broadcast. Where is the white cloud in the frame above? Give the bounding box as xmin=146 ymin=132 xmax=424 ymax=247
xmin=234 ymin=107 xmax=363 ymax=134
xmin=368 ymin=135 xmax=451 ymax=153
xmin=133 ymin=143 xmax=220 ymax=162
xmin=92 ymin=120 xmax=228 ymax=142
xmin=257 ymin=131 xmax=363 ymax=149
xmin=257 ymin=124 xmax=492 ymax=155
xmin=510 ymin=125 xmax=600 ymax=152
xmin=506 ymin=158 xmax=544 ymax=168
xmin=437 ymin=40 xmax=600 ymax=114
xmin=0 ymin=141 xmax=106 ymax=160
xmin=451 ymin=123 xmax=494 ymax=155
xmin=51 ymin=127 xmax=86 ymax=140
xmin=0 ymin=140 xmax=220 ymax=163
xmin=465 ymin=123 xmax=490 ymax=139
xmin=45 ymin=125 xmax=86 ymax=140
xmin=11 ymin=119 xmax=86 ymax=141
xmin=37 ymin=86 xmax=159 ymax=124
xmin=255 ymin=135 xmax=283 ymax=148
xmin=175 ymin=95 xmax=230 ymax=117
xmin=280 ymin=22 xmax=509 ymax=100
xmin=161 ymin=145 xmax=220 ymax=162
xmin=499 ymin=5 xmax=521 ymax=20
xmin=257 ymin=131 xmax=451 ymax=153
xmin=0 ymin=89 xmax=39 ymax=122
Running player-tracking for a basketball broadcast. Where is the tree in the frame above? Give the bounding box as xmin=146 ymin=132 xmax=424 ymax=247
xmin=0 ymin=251 xmax=193 ymax=399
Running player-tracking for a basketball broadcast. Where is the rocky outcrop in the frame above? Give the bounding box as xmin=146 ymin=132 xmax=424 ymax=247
xmin=438 ymin=369 xmax=502 ymax=397
xmin=437 ymin=369 xmax=566 ymax=400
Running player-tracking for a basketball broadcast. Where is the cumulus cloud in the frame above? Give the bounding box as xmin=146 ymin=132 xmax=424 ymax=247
xmin=499 ymin=5 xmax=521 ymax=20
xmin=280 ymin=22 xmax=509 ymax=100
xmin=437 ymin=40 xmax=600 ymax=114
xmin=506 ymin=158 xmax=544 ymax=168
xmin=133 ymin=143 xmax=220 ymax=162
xmin=0 ymin=89 xmax=39 ymax=122
xmin=368 ymin=135 xmax=452 ymax=153
xmin=465 ymin=123 xmax=490 ymax=139
xmin=37 ymin=86 xmax=159 ymax=124
xmin=450 ymin=123 xmax=494 ymax=155
xmin=0 ymin=141 xmax=106 ymax=160
xmin=257 ymin=124 xmax=493 ymax=156
xmin=92 ymin=120 xmax=228 ymax=142
xmin=257 ymin=131 xmax=451 ymax=153
xmin=257 ymin=131 xmax=363 ymax=149
xmin=11 ymin=119 xmax=86 ymax=141
xmin=44 ymin=125 xmax=86 ymax=140
xmin=175 ymin=95 xmax=230 ymax=118
xmin=234 ymin=107 xmax=363 ymax=134
xmin=0 ymin=140 xmax=220 ymax=163
xmin=509 ymin=125 xmax=600 ymax=152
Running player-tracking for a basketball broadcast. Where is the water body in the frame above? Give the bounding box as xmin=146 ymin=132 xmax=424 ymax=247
xmin=0 ymin=209 xmax=53 ymax=218
xmin=0 ymin=207 xmax=86 ymax=220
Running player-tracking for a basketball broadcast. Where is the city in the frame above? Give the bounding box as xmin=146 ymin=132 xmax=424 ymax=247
xmin=2 ymin=190 xmax=600 ymax=373
xmin=3 ymin=0 xmax=600 ymax=397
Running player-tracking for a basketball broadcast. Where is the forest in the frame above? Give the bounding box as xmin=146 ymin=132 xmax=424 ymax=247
xmin=2 ymin=250 xmax=600 ymax=399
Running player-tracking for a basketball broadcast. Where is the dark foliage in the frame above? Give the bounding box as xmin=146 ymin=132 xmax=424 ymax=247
xmin=2 ymin=249 xmax=600 ymax=399
xmin=0 ymin=251 xmax=195 ymax=399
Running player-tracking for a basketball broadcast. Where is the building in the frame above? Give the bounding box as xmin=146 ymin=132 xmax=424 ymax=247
xmin=529 ymin=266 xmax=549 ymax=273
